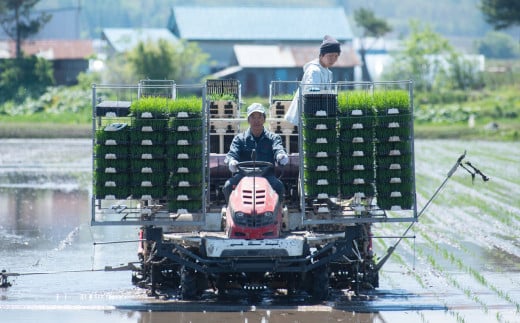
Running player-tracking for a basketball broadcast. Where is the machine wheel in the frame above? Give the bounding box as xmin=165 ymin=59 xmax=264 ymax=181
xmin=310 ymin=267 xmax=329 ymax=301
xmin=180 ymin=266 xmax=198 ymax=300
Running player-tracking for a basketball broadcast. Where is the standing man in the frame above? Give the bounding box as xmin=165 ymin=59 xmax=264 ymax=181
xmin=223 ymin=103 xmax=288 ymax=203
xmin=285 ymin=35 xmax=341 ymax=125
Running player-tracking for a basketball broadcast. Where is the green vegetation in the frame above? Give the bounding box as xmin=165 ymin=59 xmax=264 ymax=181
xmin=0 ymin=56 xmax=55 ymax=104
xmin=337 ymin=90 xmax=373 ymax=111
xmin=353 ymin=7 xmax=392 ymax=82
xmin=168 ymin=96 xmax=203 ymax=114
xmin=130 ymin=97 xmax=170 ymax=118
xmin=1 ymin=82 xmax=518 ymax=140
xmin=476 ymin=32 xmax=520 ymax=59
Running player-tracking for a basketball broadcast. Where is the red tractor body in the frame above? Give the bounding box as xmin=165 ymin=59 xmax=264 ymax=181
xmin=225 ymin=166 xmax=283 ymax=239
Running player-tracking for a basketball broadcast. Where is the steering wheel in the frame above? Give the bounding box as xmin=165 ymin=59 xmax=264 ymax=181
xmin=236 ymin=161 xmax=273 ymax=177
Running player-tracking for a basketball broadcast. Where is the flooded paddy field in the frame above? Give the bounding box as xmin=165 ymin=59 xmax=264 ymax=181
xmin=0 ymin=139 xmax=518 ymax=323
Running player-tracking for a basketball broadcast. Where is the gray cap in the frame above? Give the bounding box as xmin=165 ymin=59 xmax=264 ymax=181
xmin=320 ymin=35 xmax=341 ymax=56
xmin=246 ymin=103 xmax=266 ymax=118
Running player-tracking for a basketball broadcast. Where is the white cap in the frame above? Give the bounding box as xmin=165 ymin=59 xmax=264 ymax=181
xmin=246 ymin=103 xmax=265 ymax=118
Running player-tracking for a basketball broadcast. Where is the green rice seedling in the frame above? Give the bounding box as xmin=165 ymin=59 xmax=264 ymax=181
xmin=166 ymin=158 xmax=203 ymax=173
xmin=376 ymin=180 xmax=412 ymax=194
xmin=304 ymin=182 xmax=338 ymax=197
xmin=95 ymin=123 xmax=130 ymax=144
xmin=132 ymin=118 xmax=169 ymax=131
xmin=340 ymin=143 xmax=374 ymax=159
xmin=168 ymin=185 xmax=203 ymax=200
xmin=376 ymin=191 xmax=413 ymax=210
xmin=167 ymin=130 xmax=203 ymax=144
xmin=132 ymin=172 xmax=166 ymax=186
xmin=270 ymin=94 xmax=294 ymax=102
xmin=169 ymin=117 xmax=203 ymax=130
xmin=164 ymin=152 xmax=203 ymax=163
xmin=303 ymin=157 xmax=337 ymax=170
xmin=95 ymin=158 xmax=130 ymax=172
xmin=338 ymin=128 xmax=373 ymax=143
xmin=168 ymin=177 xmax=202 ymax=189
xmin=338 ymin=115 xmax=376 ymax=131
xmin=94 ymin=144 xmax=129 ymax=159
xmin=340 ymin=183 xmax=375 ymax=199
xmin=130 ymin=97 xmax=170 ymax=118
xmin=130 ymin=129 xmax=165 ymax=145
xmin=337 ymin=90 xmax=374 ymax=115
xmin=341 ymin=168 xmax=375 ymax=183
xmin=303 ymin=141 xmax=337 ymax=154
xmin=132 ymin=186 xmax=166 ymax=200
xmin=374 ymin=90 xmax=412 ymax=139
xmin=167 ymin=100 xmax=203 ymax=160
xmin=165 ymin=143 xmax=203 ymax=157
xmin=130 ymin=159 xmax=165 ymax=174
xmin=339 ymin=156 xmax=373 ymax=169
xmin=302 ymin=115 xmax=337 ymax=130
xmin=373 ymin=90 xmax=410 ymax=114
xmin=376 ymin=155 xmax=412 ymax=170
xmin=94 ymin=171 xmax=131 ymax=199
xmin=376 ymin=167 xmax=412 ymax=184
xmin=375 ymin=114 xmax=412 ymax=138
xmin=168 ymin=96 xmax=203 ymax=117
xmin=303 ymin=168 xmax=338 ymax=183
xmin=94 ymin=184 xmax=130 ymax=200
xmin=164 ymin=139 xmax=203 ymax=159
xmin=421 ymin=229 xmax=520 ymax=312
xmin=302 ymin=128 xmax=337 ymax=143
xmin=94 ymin=172 xmax=130 ymax=186
xmin=169 ymin=171 xmax=203 ymax=184
xmin=375 ymin=141 xmax=412 ymax=157
xmin=419 ymin=236 xmax=490 ymax=314
xmin=376 ymin=159 xmax=413 ymax=194
xmin=130 ymin=145 xmax=165 ymax=159
xmin=208 ymin=93 xmax=236 ymax=102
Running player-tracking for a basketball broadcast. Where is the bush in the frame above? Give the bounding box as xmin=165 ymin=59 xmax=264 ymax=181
xmin=0 ymin=56 xmax=55 ymax=104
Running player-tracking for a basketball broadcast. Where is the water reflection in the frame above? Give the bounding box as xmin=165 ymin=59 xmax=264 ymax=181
xmin=0 ymin=187 xmax=89 ymax=244
xmin=0 ymin=138 xmax=91 ymax=247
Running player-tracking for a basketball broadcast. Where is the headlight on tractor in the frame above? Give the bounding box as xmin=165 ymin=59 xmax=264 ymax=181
xmin=264 ymin=211 xmax=274 ymax=217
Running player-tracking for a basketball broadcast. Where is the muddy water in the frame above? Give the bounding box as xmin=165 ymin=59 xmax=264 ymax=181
xmin=0 ymin=139 xmax=518 ymax=323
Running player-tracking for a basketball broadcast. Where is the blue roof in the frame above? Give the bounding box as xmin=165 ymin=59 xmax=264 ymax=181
xmin=170 ymin=6 xmax=354 ymax=41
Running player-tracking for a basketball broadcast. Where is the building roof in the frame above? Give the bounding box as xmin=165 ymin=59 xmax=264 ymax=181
xmin=0 ymin=39 xmax=94 ymax=59
xmin=102 ymin=28 xmax=178 ymax=53
xmin=169 ymin=6 xmax=354 ymax=41
xmin=211 ymin=44 xmax=360 ymax=79
xmin=233 ymin=44 xmax=360 ymax=68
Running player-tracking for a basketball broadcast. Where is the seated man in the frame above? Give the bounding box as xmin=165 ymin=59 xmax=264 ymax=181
xmin=223 ymin=103 xmax=288 ymax=203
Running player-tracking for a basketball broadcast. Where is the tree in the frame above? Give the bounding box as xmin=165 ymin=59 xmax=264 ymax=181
xmin=0 ymin=55 xmax=54 ymax=104
xmin=126 ymin=39 xmax=209 ymax=83
xmin=384 ymin=20 xmax=483 ymax=92
xmin=476 ymin=31 xmax=520 ymax=58
xmin=480 ymin=0 xmax=520 ymax=29
xmin=383 ymin=21 xmax=454 ymax=91
xmin=353 ymin=8 xmax=392 ymax=82
xmin=0 ymin=0 xmax=51 ymax=59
